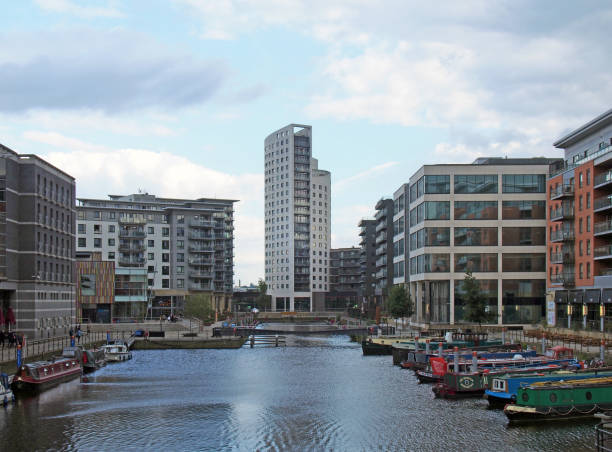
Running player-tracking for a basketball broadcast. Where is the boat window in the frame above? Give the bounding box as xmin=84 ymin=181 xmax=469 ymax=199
xmin=549 ymin=393 xmax=557 ymax=403
xmin=586 ymin=391 xmax=592 ymax=400
xmin=522 ymin=392 xmax=529 ymax=402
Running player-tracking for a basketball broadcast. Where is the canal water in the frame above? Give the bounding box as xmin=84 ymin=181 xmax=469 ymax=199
xmin=0 ymin=335 xmax=596 ymax=451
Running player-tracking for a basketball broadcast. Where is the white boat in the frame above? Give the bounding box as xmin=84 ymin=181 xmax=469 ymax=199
xmin=0 ymin=373 xmax=15 ymax=406
xmin=101 ymin=344 xmax=132 ymax=362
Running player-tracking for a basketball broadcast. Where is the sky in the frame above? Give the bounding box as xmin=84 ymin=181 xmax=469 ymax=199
xmin=3 ymin=1 xmax=612 ymax=285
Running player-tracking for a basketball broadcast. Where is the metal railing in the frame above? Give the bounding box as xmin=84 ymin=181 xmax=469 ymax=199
xmin=595 ymin=196 xmax=612 ymax=211
xmin=594 ymin=246 xmax=612 ymax=259
xmin=550 ymin=229 xmax=575 ymax=242
xmin=595 ymin=221 xmax=612 ymax=235
xmin=550 ymin=184 xmax=574 ymax=199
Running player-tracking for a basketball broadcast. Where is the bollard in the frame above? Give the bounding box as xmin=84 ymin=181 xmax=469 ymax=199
xmin=501 ymin=327 xmax=506 ymax=345
xmin=438 ymin=342 xmax=443 ymax=356
xmin=601 ymin=339 xmax=606 ymax=362
xmin=275 ymin=335 xmax=279 ymax=347
xmin=453 ymin=346 xmax=459 ymax=374
xmin=471 ymin=351 xmax=478 ymax=373
xmin=425 ymin=339 xmax=430 ymax=355
xmin=17 ymin=345 xmax=22 ymax=368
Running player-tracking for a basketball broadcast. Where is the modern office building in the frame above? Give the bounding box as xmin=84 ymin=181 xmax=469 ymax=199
xmin=327 ymin=247 xmax=361 ymax=309
xmin=407 ymin=157 xmax=559 ymax=325
xmin=548 ymin=108 xmax=612 ymax=331
xmin=358 ymin=218 xmax=377 ymax=313
xmin=374 ymin=198 xmax=394 ymax=305
xmin=0 ymin=143 xmax=76 ymax=339
xmin=264 ymin=124 xmax=331 ymax=312
xmin=76 ymin=193 xmax=236 ymax=317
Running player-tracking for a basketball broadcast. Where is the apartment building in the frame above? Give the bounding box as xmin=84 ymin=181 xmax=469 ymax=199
xmin=407 ymin=158 xmax=558 ymax=325
xmin=0 ymin=143 xmax=76 ymax=339
xmin=393 ymin=184 xmax=409 ymax=287
xmin=548 ymin=108 xmax=612 ymax=332
xmin=374 ymin=198 xmax=394 ymax=305
xmin=358 ymin=219 xmax=376 ymax=313
xmin=264 ymin=124 xmax=331 ymax=312
xmin=76 ymin=193 xmax=235 ymax=317
xmin=327 ymin=247 xmax=361 ymax=309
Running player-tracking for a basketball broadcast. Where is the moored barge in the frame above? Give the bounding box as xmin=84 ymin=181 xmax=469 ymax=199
xmin=11 ymin=358 xmax=82 ymax=393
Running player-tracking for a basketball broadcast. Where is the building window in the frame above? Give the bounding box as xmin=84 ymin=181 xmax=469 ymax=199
xmin=579 ymin=263 xmax=583 ymax=279
xmin=502 ymin=253 xmax=545 ymax=272
xmin=93 ymin=211 xmax=101 ymax=219
xmin=177 ymin=215 xmax=184 ymax=224
xmin=176 ymin=227 xmax=184 ymax=237
xmin=78 ymin=237 xmax=86 ymax=247
xmin=579 ymin=218 xmax=583 ymax=234
xmin=455 ymin=253 xmax=497 ymax=272
xmin=93 ymin=224 xmax=101 ymax=234
xmin=579 ymin=172 xmax=583 ymax=188
xmin=454 ymin=201 xmax=497 ymax=220
xmin=162 ymin=279 xmax=169 ymax=288
xmin=587 ymin=169 xmax=591 ymax=185
xmin=148 ymin=265 xmax=154 ymax=273
xmin=108 ymin=238 xmax=115 ymax=246
xmin=148 ymin=279 xmax=153 ymax=286
xmin=424 ymin=175 xmax=450 ymax=194
xmin=579 ymin=240 xmax=583 ymax=256
xmin=162 ymin=227 xmax=170 ymax=237
xmin=109 ymin=212 xmax=115 ymax=219
xmin=454 ymin=227 xmax=498 ymax=246
xmin=177 ymin=279 xmax=184 ymax=289
xmin=579 ymin=196 xmax=583 ymax=211
xmin=454 ymin=174 xmax=497 ymax=194
xmin=502 ymin=201 xmax=545 ymax=219
xmin=78 ymin=224 xmax=85 ymax=234
xmin=108 ymin=252 xmax=115 ymax=259
xmin=587 ymin=262 xmax=591 ymax=278
xmin=148 ymin=226 xmax=154 ymax=234
xmin=162 ymin=240 xmax=170 ymax=250
xmin=587 ymin=193 xmax=591 ymax=209
xmin=162 ymin=266 xmax=169 ymax=275
xmin=587 ymin=240 xmax=591 ymax=255
xmin=176 ymin=266 xmax=184 ymax=274
xmin=501 ymin=227 xmax=545 ymax=246
xmin=162 ymin=253 xmax=169 ymax=263
xmin=177 ymin=240 xmax=184 ymax=249
xmin=423 ymin=201 xmax=450 ymax=220
xmin=148 ymin=252 xmax=154 ymax=260
xmin=502 ymin=174 xmax=545 ymax=193
xmin=177 ymin=253 xmax=184 ymax=262
xmin=148 ymin=240 xmax=154 ymax=247
xmin=587 ymin=215 xmax=591 ymax=232
xmin=93 ymin=238 xmax=101 ymax=248
xmin=108 ymin=224 xmax=115 ymax=233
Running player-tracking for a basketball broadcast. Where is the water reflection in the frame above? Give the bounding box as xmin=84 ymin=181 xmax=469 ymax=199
xmin=0 ymin=335 xmax=596 ymax=451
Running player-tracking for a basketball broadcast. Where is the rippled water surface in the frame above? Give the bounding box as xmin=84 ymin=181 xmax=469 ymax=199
xmin=0 ymin=335 xmax=597 ymax=451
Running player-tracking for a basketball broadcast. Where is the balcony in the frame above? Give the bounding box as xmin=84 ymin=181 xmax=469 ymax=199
xmin=375 ymin=232 xmax=387 ymax=244
xmin=550 ymin=184 xmax=574 ymax=200
xmin=375 ymin=221 xmax=387 ymax=233
xmin=594 ymin=170 xmax=612 ymax=189
xmin=118 ymin=244 xmax=145 ymax=253
xmin=190 ymin=271 xmax=213 ymax=279
xmin=550 ymin=250 xmax=574 ymax=264
xmin=118 ymin=257 xmax=145 ymax=267
xmin=188 ymin=245 xmax=214 ymax=253
xmin=550 ymin=229 xmax=574 ymax=242
xmin=594 ymin=245 xmax=612 ymax=260
xmin=550 ymin=272 xmax=575 ymax=287
xmin=119 ymin=230 xmax=146 ymax=238
xmin=188 ymin=258 xmax=213 ymax=266
xmin=188 ymin=232 xmax=214 ymax=240
xmin=189 ymin=283 xmax=214 ymax=291
xmin=594 ymin=196 xmax=612 ymax=213
xmin=119 ymin=217 xmax=146 ymax=225
xmin=190 ymin=219 xmax=214 ymax=228
xmin=594 ymin=220 xmax=612 ymax=236
xmin=550 ymin=205 xmax=574 ymax=222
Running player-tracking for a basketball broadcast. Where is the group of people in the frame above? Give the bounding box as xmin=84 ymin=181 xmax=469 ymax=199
xmin=0 ymin=331 xmax=21 ymax=348
xmin=68 ymin=325 xmax=83 ymax=343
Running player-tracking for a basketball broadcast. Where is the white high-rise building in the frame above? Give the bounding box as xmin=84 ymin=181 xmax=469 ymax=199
xmin=264 ymin=124 xmax=331 ymax=312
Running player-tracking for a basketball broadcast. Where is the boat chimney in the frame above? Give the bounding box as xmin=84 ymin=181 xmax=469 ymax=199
xmin=425 ymin=339 xmax=430 ymax=354
xmin=471 ymin=351 xmax=478 ymax=373
xmin=453 ymin=347 xmax=459 ymax=374
xmin=438 ymin=342 xmax=443 ymax=356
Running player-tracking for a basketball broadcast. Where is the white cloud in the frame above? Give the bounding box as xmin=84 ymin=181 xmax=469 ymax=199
xmin=25 ymin=131 xmax=264 ymax=284
xmin=331 ymin=203 xmax=373 ymax=249
xmin=34 ymin=0 xmax=124 ymax=18
xmin=333 ymin=161 xmax=398 ymax=190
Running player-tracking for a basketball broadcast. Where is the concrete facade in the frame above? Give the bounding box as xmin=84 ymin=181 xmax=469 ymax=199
xmin=76 ymin=193 xmax=236 ymax=317
xmin=264 ymin=125 xmax=331 ymax=312
xmin=327 ymin=247 xmax=361 ymax=309
xmin=406 ymin=158 xmax=558 ymax=325
xmin=374 ymin=199 xmax=394 ymax=305
xmin=0 ymin=143 xmax=76 ymax=339
xmin=358 ymin=219 xmax=376 ymax=312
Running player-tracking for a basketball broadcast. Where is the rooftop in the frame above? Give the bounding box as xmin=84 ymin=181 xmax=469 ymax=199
xmin=554 ymin=108 xmax=612 ymax=148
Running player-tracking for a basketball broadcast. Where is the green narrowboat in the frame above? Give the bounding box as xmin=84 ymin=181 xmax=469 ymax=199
xmin=504 ymin=376 xmax=612 ymax=422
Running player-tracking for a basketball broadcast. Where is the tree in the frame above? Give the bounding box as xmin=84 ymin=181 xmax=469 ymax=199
xmin=387 ymin=285 xmax=414 ymax=319
xmin=462 ymin=270 xmax=494 ymax=326
xmin=184 ymin=293 xmax=215 ymax=322
xmin=256 ymin=278 xmax=271 ymax=310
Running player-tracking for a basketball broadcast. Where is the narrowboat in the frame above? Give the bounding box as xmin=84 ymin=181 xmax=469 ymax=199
xmin=101 ymin=343 xmax=132 ymax=362
xmin=11 ymin=358 xmax=82 ymax=393
xmin=485 ymin=367 xmax=612 ymax=408
xmin=504 ymin=376 xmax=612 ymax=422
xmin=62 ymin=346 xmax=106 ymax=373
xmin=401 ymin=346 xmax=525 ymax=371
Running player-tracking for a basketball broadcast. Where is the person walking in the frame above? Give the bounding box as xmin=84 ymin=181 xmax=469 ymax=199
xmin=76 ymin=326 xmax=82 ymax=344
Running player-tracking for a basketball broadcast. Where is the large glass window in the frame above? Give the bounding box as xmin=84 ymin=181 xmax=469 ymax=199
xmin=502 ymin=174 xmax=546 ymax=193
xmin=454 ymin=174 xmax=497 ymax=194
xmin=454 ymin=227 xmax=498 ymax=246
xmin=502 ymin=200 xmax=546 ymax=219
xmin=424 ymin=201 xmax=450 ymax=220
xmin=424 ymin=175 xmax=450 ymax=194
xmin=409 ymin=183 xmax=418 ymax=203
xmin=502 ymin=227 xmax=545 ymax=246
xmin=424 ymin=254 xmax=450 ymax=272
xmin=501 ymin=279 xmax=545 ymax=324
xmin=454 ymin=201 xmax=498 ymax=220
xmin=455 ymin=279 xmax=498 ymax=322
xmin=502 ymin=253 xmax=546 ymax=272
xmin=425 ymin=227 xmax=450 ymax=246
xmin=454 ymin=253 xmax=498 ymax=273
